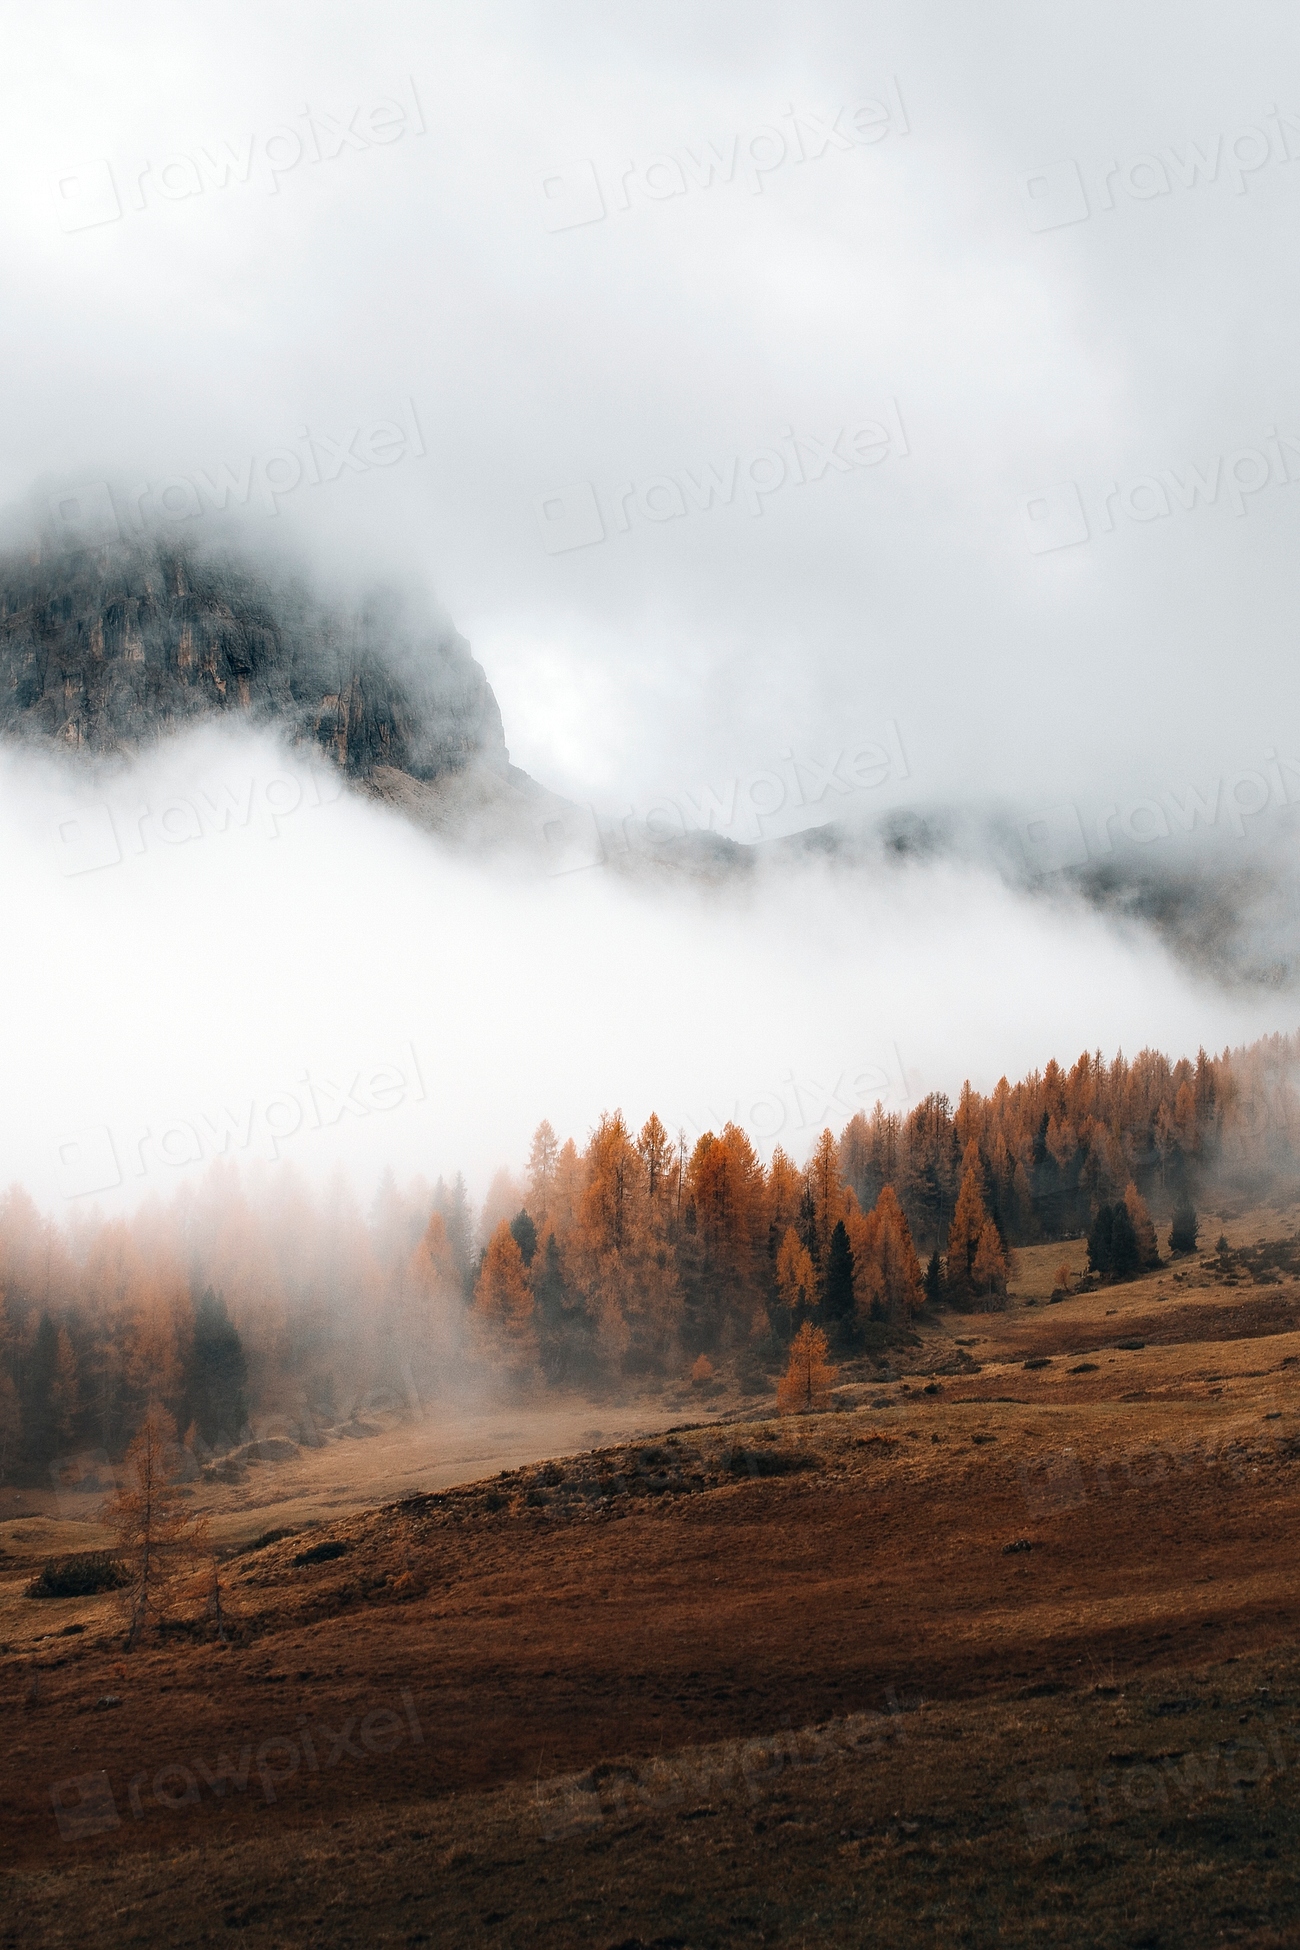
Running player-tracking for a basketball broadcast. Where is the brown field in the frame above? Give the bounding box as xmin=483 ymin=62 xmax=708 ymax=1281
xmin=5 ymin=1206 xmax=1300 ymax=1947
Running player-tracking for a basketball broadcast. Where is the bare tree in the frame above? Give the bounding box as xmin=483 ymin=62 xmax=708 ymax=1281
xmin=104 ymin=1403 xmax=206 ymax=1649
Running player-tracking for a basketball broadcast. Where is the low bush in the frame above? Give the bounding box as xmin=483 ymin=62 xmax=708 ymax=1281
xmin=724 ymin=1446 xmax=821 ymax=1477
xmin=26 ymin=1552 xmax=128 ymax=1599
xmin=291 ymin=1540 xmax=349 ymax=1566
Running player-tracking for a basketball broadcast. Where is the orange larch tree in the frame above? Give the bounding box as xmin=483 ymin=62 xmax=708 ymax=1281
xmin=971 ymin=1220 xmax=1008 ymax=1303
xmin=105 ymin=1402 xmax=207 ymax=1649
xmin=945 ymin=1142 xmax=993 ymax=1306
xmin=776 ymin=1321 xmax=835 ymax=1414
xmin=473 ymin=1222 xmax=538 ymax=1377
xmin=775 ymin=1226 xmax=817 ymax=1326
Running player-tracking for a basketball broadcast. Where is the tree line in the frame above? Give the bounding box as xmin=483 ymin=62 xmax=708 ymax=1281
xmin=0 ymin=1031 xmax=1294 ymax=1478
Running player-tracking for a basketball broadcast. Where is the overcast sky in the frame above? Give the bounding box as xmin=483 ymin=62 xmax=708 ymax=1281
xmin=3 ymin=2 xmax=1298 ymax=1211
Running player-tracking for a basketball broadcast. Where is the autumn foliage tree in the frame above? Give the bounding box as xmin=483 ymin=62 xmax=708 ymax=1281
xmin=473 ymin=1223 xmax=537 ymax=1377
xmin=1 ymin=1030 xmax=1295 ymax=1452
xmin=775 ymin=1227 xmax=817 ymax=1326
xmin=105 ymin=1403 xmax=207 ymax=1649
xmin=847 ymin=1185 xmax=924 ymax=1322
xmin=776 ymin=1322 xmax=835 ymax=1414
xmin=1123 ymin=1182 xmax=1161 ymax=1270
xmin=971 ymin=1221 xmax=1008 ymax=1302
xmin=945 ymin=1145 xmax=997 ymax=1307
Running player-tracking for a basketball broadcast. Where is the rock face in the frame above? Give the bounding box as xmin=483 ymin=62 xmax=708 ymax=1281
xmin=0 ymin=537 xmax=509 ymax=783
xmin=0 ymin=531 xmax=753 ymax=878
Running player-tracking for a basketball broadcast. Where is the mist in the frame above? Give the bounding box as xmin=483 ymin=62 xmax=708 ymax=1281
xmin=0 ymin=2 xmax=1296 ymax=1218
xmin=0 ymin=714 xmax=1283 ymax=1221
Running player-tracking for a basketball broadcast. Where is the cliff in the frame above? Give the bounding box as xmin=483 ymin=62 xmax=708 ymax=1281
xmin=0 ymin=537 xmax=508 ymax=784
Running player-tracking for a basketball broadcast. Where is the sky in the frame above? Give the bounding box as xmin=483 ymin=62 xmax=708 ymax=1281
xmin=2 ymin=1 xmax=1298 ymax=1212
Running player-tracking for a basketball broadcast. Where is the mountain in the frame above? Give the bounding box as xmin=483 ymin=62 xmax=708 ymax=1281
xmin=3 ymin=533 xmax=1279 ymax=984
xmin=0 ymin=532 xmax=749 ymax=876
xmin=0 ymin=537 xmax=503 ymax=776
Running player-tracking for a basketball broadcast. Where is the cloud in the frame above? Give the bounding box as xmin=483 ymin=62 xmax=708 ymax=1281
xmin=2 ymin=0 xmax=1297 ymax=1208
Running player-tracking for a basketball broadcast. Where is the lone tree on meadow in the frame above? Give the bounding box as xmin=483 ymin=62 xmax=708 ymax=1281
xmin=104 ymin=1403 xmax=207 ymax=1649
xmin=777 ymin=1322 xmax=835 ymax=1415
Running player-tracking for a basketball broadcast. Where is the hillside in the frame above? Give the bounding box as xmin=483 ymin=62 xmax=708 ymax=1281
xmin=4 ymin=1208 xmax=1300 ymax=1946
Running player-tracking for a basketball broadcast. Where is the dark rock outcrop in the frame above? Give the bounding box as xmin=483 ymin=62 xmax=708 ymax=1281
xmin=0 ymin=537 xmax=508 ymax=783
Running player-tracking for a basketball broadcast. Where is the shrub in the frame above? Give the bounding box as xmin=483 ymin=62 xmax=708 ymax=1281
xmin=26 ymin=1552 xmax=128 ymax=1599
xmin=724 ymin=1446 xmax=821 ymax=1477
xmin=291 ymin=1540 xmax=349 ymax=1566
xmin=243 ymin=1527 xmax=299 ymax=1555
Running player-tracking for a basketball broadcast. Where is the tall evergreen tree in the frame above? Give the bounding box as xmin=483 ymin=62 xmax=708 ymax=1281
xmin=50 ymin=1327 xmax=80 ymax=1445
xmin=509 ymin=1208 xmax=538 ymax=1267
xmin=924 ymin=1250 xmax=942 ymax=1308
xmin=106 ymin=1403 xmax=207 ymax=1649
xmin=473 ymin=1223 xmax=537 ymax=1376
xmin=184 ymin=1290 xmax=248 ymax=1450
xmin=532 ymin=1230 xmax=596 ymax=1384
xmin=822 ymin=1220 xmax=856 ymax=1342
xmin=1108 ymin=1201 xmax=1141 ymax=1278
xmin=432 ymin=1174 xmax=476 ymax=1299
xmin=1087 ymin=1204 xmax=1114 ymax=1275
xmin=23 ymin=1314 xmax=59 ymax=1467
xmin=1169 ymin=1198 xmax=1199 ymax=1254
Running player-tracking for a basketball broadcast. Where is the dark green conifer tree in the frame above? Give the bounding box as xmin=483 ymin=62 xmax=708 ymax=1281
xmin=822 ymin=1220 xmax=856 ymax=1343
xmin=184 ymin=1290 xmax=248 ymax=1449
xmin=924 ymin=1250 xmax=942 ymax=1308
xmin=1087 ymin=1205 xmax=1114 ymax=1275
xmin=1169 ymin=1199 xmax=1199 ymax=1255
xmin=1108 ymin=1202 xmax=1141 ymax=1278
xmin=509 ymin=1208 xmax=538 ymax=1266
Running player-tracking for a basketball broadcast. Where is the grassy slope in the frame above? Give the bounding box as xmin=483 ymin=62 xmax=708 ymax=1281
xmin=3 ymin=1202 xmax=1300 ymax=1946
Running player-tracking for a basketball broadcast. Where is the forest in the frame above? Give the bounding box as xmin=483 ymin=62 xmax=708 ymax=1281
xmin=2 ymin=1029 xmax=1297 ymax=1483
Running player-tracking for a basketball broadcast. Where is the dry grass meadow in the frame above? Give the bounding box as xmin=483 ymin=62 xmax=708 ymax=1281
xmin=4 ymin=1202 xmax=1300 ymax=1947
